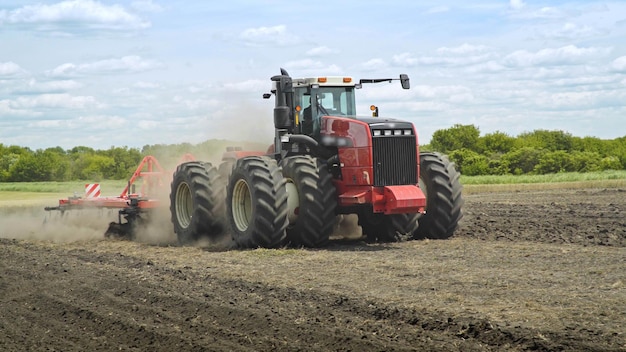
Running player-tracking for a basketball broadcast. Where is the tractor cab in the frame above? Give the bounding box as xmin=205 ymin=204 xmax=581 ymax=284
xmin=265 ymin=68 xmax=412 ymax=159
xmin=292 ymin=77 xmax=358 ymax=139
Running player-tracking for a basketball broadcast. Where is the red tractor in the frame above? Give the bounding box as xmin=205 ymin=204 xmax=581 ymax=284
xmin=169 ymin=69 xmax=463 ymax=248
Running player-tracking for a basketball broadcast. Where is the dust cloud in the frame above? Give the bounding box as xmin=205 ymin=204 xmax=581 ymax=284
xmin=0 ymin=205 xmax=180 ymax=246
xmin=0 ymin=207 xmax=116 ymax=243
xmin=132 ymin=207 xmax=177 ymax=245
xmin=203 ymin=99 xmax=274 ymax=146
xmin=331 ymin=214 xmax=363 ymax=240
xmin=0 ymin=204 xmax=365 ymax=247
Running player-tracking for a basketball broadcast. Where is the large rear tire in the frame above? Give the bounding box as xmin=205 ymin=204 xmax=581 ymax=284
xmin=414 ymin=152 xmax=464 ymax=240
xmin=227 ymin=156 xmax=288 ymax=248
xmin=280 ymin=155 xmax=337 ymax=248
xmin=170 ymin=162 xmax=227 ymax=245
xmin=358 ymin=211 xmax=420 ymax=243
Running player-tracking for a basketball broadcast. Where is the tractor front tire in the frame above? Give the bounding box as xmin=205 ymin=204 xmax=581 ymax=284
xmin=358 ymin=211 xmax=420 ymax=243
xmin=280 ymin=155 xmax=337 ymax=248
xmin=170 ymin=162 xmax=227 ymax=245
xmin=227 ymin=156 xmax=288 ymax=248
xmin=414 ymin=152 xmax=464 ymax=240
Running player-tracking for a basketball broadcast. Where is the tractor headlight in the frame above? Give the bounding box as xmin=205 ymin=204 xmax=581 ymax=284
xmin=373 ymin=130 xmax=381 ymax=136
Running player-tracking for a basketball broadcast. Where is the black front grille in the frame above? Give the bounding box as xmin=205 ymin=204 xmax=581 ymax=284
xmin=372 ymin=135 xmax=417 ymax=187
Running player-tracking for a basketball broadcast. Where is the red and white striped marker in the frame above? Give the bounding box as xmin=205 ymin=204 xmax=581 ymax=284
xmin=85 ymin=183 xmax=101 ymax=198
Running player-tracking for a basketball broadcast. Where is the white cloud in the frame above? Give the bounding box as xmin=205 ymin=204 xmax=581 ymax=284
xmin=534 ymin=7 xmax=564 ymax=19
xmin=75 ymin=114 xmax=127 ymax=127
xmin=508 ymin=2 xmax=574 ymax=21
xmin=417 ymin=53 xmax=494 ymax=67
xmin=465 ymin=60 xmax=506 ymax=74
xmin=13 ymin=79 xmax=83 ymax=94
xmin=239 ymin=25 xmax=297 ymax=46
xmin=389 ymin=45 xmax=494 ymax=69
xmin=392 ymin=53 xmax=419 ymax=67
xmin=510 ymin=0 xmax=525 ymax=10
xmin=27 ymin=120 xmax=65 ymax=128
xmin=541 ymin=23 xmax=603 ymax=40
xmin=133 ymin=81 xmax=161 ymax=89
xmin=25 ymin=114 xmax=128 ymax=131
xmin=402 ymin=101 xmax=451 ymax=113
xmin=551 ymin=75 xmax=621 ymax=87
xmin=0 ymin=62 xmax=27 ymax=77
xmin=46 ymin=56 xmax=163 ymax=77
xmin=285 ymin=59 xmax=325 ymax=70
xmin=136 ymin=119 xmax=160 ymax=130
xmin=0 ymin=0 xmax=150 ymax=32
xmin=611 ymin=56 xmax=626 ymax=72
xmin=11 ymin=93 xmax=102 ymax=109
xmin=172 ymin=96 xmax=220 ymax=111
xmin=306 ymin=46 xmax=333 ymax=57
xmin=2 ymin=0 xmax=625 ymax=149
xmin=360 ymin=83 xmax=472 ymax=103
xmin=222 ymin=79 xmax=267 ymax=93
xmin=536 ymin=90 xmax=626 ymax=109
xmin=0 ymin=100 xmax=41 ymax=116
xmin=503 ymin=45 xmax=612 ymax=67
xmin=361 ymin=58 xmax=387 ymax=71
xmin=130 ymin=0 xmax=163 ymax=13
xmin=283 ymin=60 xmax=342 ymax=75
xmin=437 ymin=44 xmax=489 ymax=55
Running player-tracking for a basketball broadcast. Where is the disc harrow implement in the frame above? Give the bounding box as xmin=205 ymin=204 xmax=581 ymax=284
xmin=44 ymin=155 xmax=192 ymax=239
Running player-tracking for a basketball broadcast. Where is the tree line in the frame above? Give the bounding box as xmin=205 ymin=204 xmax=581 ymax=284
xmin=1 ymin=126 xmax=625 ymax=182
xmin=0 ymin=140 xmax=236 ymax=182
xmin=423 ymin=124 xmax=626 ymax=176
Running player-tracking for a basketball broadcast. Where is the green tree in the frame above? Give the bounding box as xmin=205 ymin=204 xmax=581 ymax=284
xmin=599 ymin=156 xmax=622 ymax=170
xmin=480 ymin=131 xmax=516 ymax=154
xmin=0 ymin=153 xmax=20 ymax=181
xmin=501 ymin=147 xmax=547 ymax=174
xmin=571 ymin=136 xmax=607 ymax=154
xmin=534 ymin=151 xmax=574 ymax=174
xmin=43 ymin=147 xmax=71 ymax=181
xmin=515 ymin=130 xmax=574 ymax=152
xmin=80 ymin=154 xmax=116 ymax=180
xmin=430 ymin=124 xmax=481 ymax=153
xmin=448 ymin=148 xmax=489 ymax=176
xmin=103 ymin=146 xmax=142 ymax=179
xmin=570 ymin=151 xmax=602 ymax=172
xmin=606 ymin=137 xmax=626 ymax=169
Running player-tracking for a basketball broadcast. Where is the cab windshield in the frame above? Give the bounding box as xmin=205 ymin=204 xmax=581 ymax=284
xmin=296 ymin=86 xmax=356 ymax=117
xmin=295 ymin=86 xmax=356 ymax=138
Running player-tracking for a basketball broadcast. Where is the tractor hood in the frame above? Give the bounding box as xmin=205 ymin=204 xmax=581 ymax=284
xmin=354 ymin=116 xmax=415 ymax=131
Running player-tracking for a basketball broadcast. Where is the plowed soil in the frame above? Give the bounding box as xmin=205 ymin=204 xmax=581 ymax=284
xmin=1 ymin=188 xmax=624 ymax=351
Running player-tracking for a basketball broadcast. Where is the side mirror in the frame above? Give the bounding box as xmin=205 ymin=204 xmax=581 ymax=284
xmin=400 ymin=74 xmax=410 ymax=89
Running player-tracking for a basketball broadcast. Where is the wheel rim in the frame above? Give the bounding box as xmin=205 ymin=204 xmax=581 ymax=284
xmin=232 ymin=179 xmax=252 ymax=232
xmin=175 ymin=182 xmax=193 ymax=228
xmin=285 ymin=179 xmax=300 ymax=226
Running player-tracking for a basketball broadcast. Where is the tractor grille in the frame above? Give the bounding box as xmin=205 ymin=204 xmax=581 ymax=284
xmin=372 ymin=133 xmax=417 ymax=187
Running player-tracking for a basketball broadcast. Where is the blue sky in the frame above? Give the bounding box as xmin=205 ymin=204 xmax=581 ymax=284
xmin=1 ymin=0 xmax=625 ymax=150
